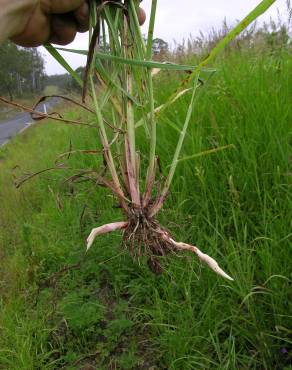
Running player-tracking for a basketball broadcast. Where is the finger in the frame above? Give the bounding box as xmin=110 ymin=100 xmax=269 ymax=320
xmin=11 ymin=12 xmax=50 ymax=47
xmin=49 ymin=15 xmax=77 ymax=45
xmin=50 ymin=0 xmax=85 ymax=13
xmin=138 ymin=7 xmax=146 ymax=26
xmin=74 ymin=2 xmax=89 ymax=33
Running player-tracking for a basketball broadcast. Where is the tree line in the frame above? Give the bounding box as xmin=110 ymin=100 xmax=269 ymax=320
xmin=0 ymin=42 xmax=45 ymax=100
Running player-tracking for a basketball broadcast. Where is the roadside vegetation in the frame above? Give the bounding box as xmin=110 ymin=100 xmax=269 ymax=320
xmin=0 ymin=9 xmax=291 ymax=370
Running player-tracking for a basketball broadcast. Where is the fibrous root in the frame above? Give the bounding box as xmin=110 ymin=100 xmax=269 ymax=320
xmin=86 ymin=217 xmax=233 ymax=281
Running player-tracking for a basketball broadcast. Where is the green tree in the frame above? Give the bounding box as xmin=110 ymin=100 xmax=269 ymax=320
xmin=0 ymin=42 xmax=19 ymax=100
xmin=152 ymin=38 xmax=169 ymax=59
xmin=0 ymin=42 xmax=45 ymax=100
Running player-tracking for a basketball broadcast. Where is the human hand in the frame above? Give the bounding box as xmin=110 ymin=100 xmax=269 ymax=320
xmin=10 ymin=0 xmax=89 ymax=47
xmin=3 ymin=0 xmax=145 ymax=48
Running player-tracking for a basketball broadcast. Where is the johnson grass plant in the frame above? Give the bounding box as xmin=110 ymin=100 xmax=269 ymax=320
xmin=43 ymin=0 xmax=276 ymax=280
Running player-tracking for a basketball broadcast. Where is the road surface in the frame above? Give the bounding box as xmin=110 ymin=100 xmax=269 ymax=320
xmin=0 ymin=97 xmax=59 ymax=147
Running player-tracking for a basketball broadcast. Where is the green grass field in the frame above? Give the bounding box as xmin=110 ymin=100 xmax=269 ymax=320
xmin=0 ymin=47 xmax=291 ymax=369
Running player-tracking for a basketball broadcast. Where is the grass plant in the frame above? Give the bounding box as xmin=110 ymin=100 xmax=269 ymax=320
xmin=43 ymin=0 xmax=276 ymax=280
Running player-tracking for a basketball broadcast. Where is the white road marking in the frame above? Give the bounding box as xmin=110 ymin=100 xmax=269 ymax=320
xmin=0 ymin=140 xmax=9 ymax=147
xmin=0 ymin=121 xmax=32 ymax=147
xmin=18 ymin=122 xmax=33 ymax=135
xmin=0 ymin=98 xmax=59 ymax=147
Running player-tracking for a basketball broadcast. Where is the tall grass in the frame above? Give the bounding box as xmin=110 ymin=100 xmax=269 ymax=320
xmin=0 ymin=35 xmax=291 ymax=368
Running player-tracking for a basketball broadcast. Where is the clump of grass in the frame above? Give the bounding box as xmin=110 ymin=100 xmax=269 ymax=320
xmin=41 ymin=0 xmax=277 ymax=279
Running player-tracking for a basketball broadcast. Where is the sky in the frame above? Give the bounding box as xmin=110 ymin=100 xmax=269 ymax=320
xmin=41 ymin=0 xmax=288 ymax=75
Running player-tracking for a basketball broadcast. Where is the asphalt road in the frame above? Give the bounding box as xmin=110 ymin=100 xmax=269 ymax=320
xmin=0 ymin=97 xmax=59 ymax=147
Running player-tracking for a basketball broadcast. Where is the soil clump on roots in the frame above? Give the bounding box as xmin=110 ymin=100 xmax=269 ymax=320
xmin=123 ymin=207 xmax=176 ymax=273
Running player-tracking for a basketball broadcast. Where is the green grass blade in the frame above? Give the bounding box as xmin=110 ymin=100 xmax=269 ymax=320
xmin=52 ymin=47 xmax=216 ymax=73
xmin=45 ymin=44 xmax=83 ymax=88
xmin=177 ymin=144 xmax=236 ymax=163
xmin=200 ymin=0 xmax=276 ymax=67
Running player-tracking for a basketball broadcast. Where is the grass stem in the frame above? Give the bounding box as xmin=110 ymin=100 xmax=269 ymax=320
xmin=143 ymin=0 xmax=158 ymax=206
xmin=90 ymin=77 xmax=128 ymax=211
xmin=150 ymin=74 xmax=199 ymax=216
xmin=123 ymin=7 xmax=140 ymax=207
